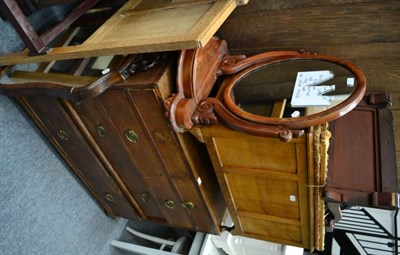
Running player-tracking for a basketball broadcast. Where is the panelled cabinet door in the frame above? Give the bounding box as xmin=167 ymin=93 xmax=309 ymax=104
xmin=85 ymin=0 xmax=239 ymax=50
xmin=200 ymin=125 xmax=311 ymax=248
xmin=0 ymin=0 xmax=243 ymax=65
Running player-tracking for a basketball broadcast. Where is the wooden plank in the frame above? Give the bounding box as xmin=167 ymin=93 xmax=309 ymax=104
xmin=230 ymin=0 xmax=379 ymax=13
xmin=226 ymin=43 xmax=400 ymax=60
xmin=218 ymin=0 xmax=400 ymax=98
xmin=10 ymin=70 xmax=97 ymax=87
xmin=0 ymin=35 xmax=198 ymax=65
xmin=219 ymin=2 xmax=400 ymax=48
xmin=359 ymin=59 xmax=400 ymax=93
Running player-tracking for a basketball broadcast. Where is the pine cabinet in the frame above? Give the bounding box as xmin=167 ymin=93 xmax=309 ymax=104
xmin=194 ymin=124 xmax=327 ymax=250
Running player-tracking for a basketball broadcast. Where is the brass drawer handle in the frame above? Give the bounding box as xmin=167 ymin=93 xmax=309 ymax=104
xmin=164 ymin=200 xmax=175 ymax=209
xmin=104 ymin=193 xmax=115 ymax=202
xmin=181 ymin=201 xmax=198 ymax=210
xmin=57 ymin=129 xmax=69 ymax=141
xmin=97 ymin=125 xmax=107 ymax=138
xmin=125 ymin=130 xmax=139 ymax=143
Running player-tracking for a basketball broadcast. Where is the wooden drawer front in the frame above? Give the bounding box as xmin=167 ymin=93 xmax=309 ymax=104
xmin=173 ymin=177 xmax=215 ymax=233
xmin=21 ymin=96 xmax=137 ymax=219
xmin=148 ymin=176 xmax=194 ymax=229
xmin=224 ymin=169 xmax=300 ymax=220
xmin=213 ymin=136 xmax=298 ymax=174
xmin=128 ymin=89 xmax=190 ymax=177
xmin=97 ymin=89 xmax=165 ymax=179
xmin=71 ymin=97 xmax=165 ymax=221
xmin=238 ymin=215 xmax=302 ymax=245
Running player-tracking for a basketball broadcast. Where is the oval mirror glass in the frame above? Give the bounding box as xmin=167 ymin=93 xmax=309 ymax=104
xmin=223 ymin=55 xmax=366 ymax=129
xmin=232 ymin=60 xmax=355 ymax=118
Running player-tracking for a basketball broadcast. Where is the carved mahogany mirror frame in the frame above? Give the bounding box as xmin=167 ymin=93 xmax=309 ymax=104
xmin=221 ymin=53 xmax=367 ymax=129
xmin=165 ymin=38 xmax=366 ymax=142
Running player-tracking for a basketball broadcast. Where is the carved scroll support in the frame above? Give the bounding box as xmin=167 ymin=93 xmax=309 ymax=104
xmin=165 ymin=37 xmax=228 ymax=132
xmin=193 ymin=98 xmax=304 ymax=142
xmin=192 ymin=100 xmax=218 ymax=125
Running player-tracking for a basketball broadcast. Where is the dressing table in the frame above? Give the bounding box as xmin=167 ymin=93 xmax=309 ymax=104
xmin=164 ymin=37 xmax=369 ymax=250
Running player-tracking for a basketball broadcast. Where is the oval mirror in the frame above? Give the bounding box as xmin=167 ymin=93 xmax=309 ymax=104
xmin=222 ymin=54 xmax=366 ymax=129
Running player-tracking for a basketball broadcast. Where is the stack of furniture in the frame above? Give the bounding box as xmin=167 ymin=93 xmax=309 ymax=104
xmin=1 ymin=0 xmax=398 ymax=252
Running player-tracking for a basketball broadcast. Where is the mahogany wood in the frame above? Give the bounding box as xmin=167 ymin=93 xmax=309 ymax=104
xmin=0 ymin=0 xmax=48 ymax=54
xmin=195 ymin=98 xmax=303 ymax=142
xmin=6 ymin=54 xmax=226 ymax=234
xmin=165 ymin=37 xmax=228 ymax=132
xmin=326 ymin=93 xmax=399 ymax=209
xmin=220 ymin=53 xmax=367 ymax=129
xmin=166 ymin=38 xmax=366 ymax=142
xmin=0 ymin=54 xmax=139 ymax=101
xmin=0 ymin=0 xmax=99 ymax=55
xmin=17 ymin=95 xmax=139 ymax=219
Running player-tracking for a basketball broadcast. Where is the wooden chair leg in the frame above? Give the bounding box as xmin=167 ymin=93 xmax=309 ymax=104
xmin=0 ymin=0 xmax=99 ymax=56
xmin=0 ymin=0 xmax=48 ymax=55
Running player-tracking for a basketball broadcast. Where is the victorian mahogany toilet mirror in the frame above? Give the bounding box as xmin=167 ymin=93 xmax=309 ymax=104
xmin=223 ymin=55 xmax=366 ymax=129
xmin=166 ymin=37 xmax=366 ymax=141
